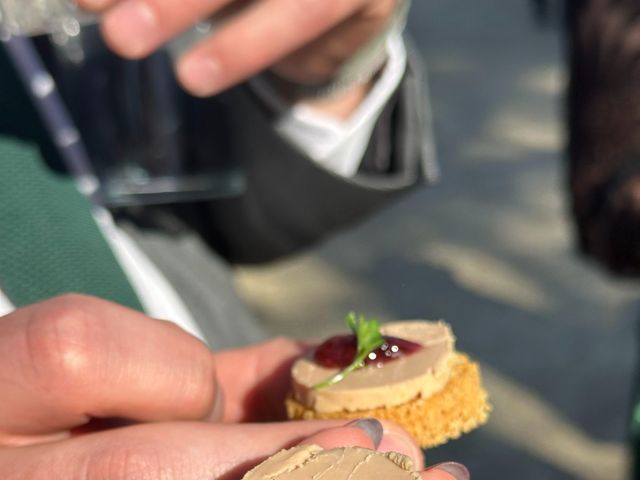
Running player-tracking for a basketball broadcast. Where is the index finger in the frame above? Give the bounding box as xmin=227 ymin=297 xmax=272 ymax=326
xmin=0 ymin=294 xmax=218 ymax=438
xmin=215 ymin=337 xmax=311 ymax=423
xmin=98 ymin=0 xmax=236 ymax=59
xmin=177 ymin=0 xmax=363 ymax=96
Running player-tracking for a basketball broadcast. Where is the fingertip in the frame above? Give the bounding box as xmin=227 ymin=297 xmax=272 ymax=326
xmin=101 ymin=0 xmax=158 ymax=59
xmin=299 ymin=425 xmax=377 ymax=451
xmin=421 ymin=471 xmax=457 ymax=480
xmin=422 ymin=462 xmax=470 ymax=480
xmin=177 ymin=54 xmax=225 ymax=97
xmin=344 ymin=419 xmax=383 ymax=448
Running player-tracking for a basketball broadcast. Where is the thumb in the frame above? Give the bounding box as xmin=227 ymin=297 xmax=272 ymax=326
xmin=299 ymin=419 xmax=469 ymax=480
xmin=300 ymin=418 xmax=424 ymax=470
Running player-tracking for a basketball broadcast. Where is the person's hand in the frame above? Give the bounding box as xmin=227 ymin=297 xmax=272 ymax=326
xmin=2 ymin=415 xmax=465 ymax=479
xmin=76 ymin=0 xmax=402 ymax=97
xmin=0 ymin=294 xmax=467 ymax=478
xmin=0 ymin=294 xmax=222 ymax=446
xmin=0 ymin=293 xmax=305 ymax=443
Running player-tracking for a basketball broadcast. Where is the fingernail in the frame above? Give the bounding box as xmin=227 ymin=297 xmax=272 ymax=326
xmin=178 ymin=55 xmax=223 ymax=97
xmin=426 ymin=462 xmax=470 ymax=480
xmin=346 ymin=418 xmax=383 ymax=448
xmin=208 ymin=386 xmax=225 ymax=422
xmin=103 ymin=0 xmax=157 ymax=58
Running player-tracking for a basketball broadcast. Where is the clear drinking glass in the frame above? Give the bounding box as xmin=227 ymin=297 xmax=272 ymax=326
xmin=0 ymin=0 xmax=244 ymax=207
xmin=0 ymin=0 xmax=94 ymax=37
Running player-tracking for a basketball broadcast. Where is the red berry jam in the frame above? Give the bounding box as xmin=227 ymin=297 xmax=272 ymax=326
xmin=314 ymin=335 xmax=423 ymax=369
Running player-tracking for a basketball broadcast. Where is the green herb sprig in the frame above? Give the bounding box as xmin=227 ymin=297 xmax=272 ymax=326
xmin=313 ymin=312 xmax=385 ymax=389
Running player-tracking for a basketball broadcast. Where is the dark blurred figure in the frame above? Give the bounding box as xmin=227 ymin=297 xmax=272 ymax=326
xmin=566 ymin=0 xmax=640 ymax=276
xmin=563 ymin=0 xmax=640 ymax=477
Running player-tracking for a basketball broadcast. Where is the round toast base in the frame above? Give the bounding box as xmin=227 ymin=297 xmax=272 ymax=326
xmin=286 ymin=353 xmax=490 ymax=448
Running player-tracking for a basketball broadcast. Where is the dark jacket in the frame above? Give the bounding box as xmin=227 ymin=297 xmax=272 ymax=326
xmin=0 ymin=35 xmax=434 ymax=347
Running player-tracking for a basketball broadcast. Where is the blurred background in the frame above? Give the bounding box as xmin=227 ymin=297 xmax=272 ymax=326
xmin=234 ymin=1 xmax=640 ymax=479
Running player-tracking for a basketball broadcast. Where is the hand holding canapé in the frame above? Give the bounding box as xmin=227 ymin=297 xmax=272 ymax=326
xmin=0 ymin=295 xmax=464 ymax=479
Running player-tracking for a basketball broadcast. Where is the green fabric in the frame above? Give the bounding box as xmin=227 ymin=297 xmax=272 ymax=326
xmin=0 ymin=43 xmax=143 ymax=311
